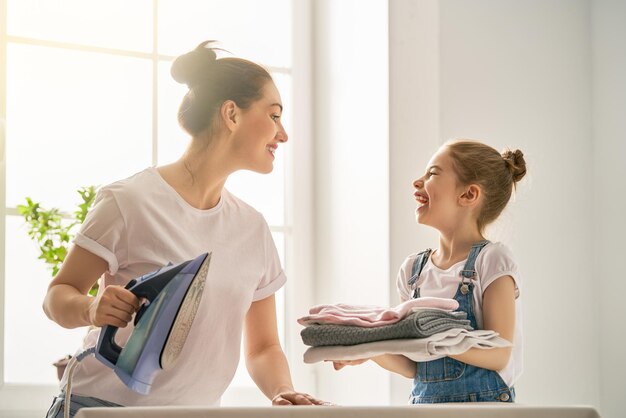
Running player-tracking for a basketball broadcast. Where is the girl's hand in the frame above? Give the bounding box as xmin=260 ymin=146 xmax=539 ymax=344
xmin=329 ymin=358 xmax=369 ymax=370
xmin=271 ymin=390 xmax=330 ymax=406
xmin=88 ymin=285 xmax=140 ymax=327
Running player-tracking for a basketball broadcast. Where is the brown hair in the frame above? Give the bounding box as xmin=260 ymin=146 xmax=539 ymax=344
xmin=445 ymin=140 xmax=527 ymax=232
xmin=170 ymin=41 xmax=273 ymax=136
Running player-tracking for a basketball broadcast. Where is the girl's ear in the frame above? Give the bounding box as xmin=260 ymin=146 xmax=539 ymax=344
xmin=459 ymin=184 xmax=481 ymax=207
xmin=220 ymin=100 xmax=239 ymax=132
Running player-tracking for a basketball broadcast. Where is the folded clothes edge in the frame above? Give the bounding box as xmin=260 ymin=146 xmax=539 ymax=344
xmin=302 ymin=330 xmax=511 ymax=364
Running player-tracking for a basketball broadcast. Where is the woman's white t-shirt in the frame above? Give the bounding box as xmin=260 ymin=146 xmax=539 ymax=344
xmin=395 ymin=242 xmax=523 ymax=387
xmin=61 ymin=167 xmax=286 ymax=406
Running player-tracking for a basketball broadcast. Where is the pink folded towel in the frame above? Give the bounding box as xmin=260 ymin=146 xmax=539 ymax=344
xmin=297 ymin=297 xmax=459 ymax=327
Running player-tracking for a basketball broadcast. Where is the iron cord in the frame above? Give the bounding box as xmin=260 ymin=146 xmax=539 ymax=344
xmin=63 ymin=347 xmax=96 ymax=418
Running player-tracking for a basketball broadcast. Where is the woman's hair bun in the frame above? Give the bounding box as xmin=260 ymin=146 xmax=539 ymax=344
xmin=502 ymin=149 xmax=527 ymax=183
xmin=171 ymin=40 xmax=218 ymax=88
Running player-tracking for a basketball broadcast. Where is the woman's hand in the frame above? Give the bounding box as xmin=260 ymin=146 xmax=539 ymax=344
xmin=332 ymin=355 xmax=417 ymax=378
xmin=329 ymin=358 xmax=369 ymax=370
xmin=88 ymin=285 xmax=140 ymax=328
xmin=271 ymin=390 xmax=331 ymax=406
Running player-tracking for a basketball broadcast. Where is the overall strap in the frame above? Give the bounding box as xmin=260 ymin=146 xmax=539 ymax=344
xmin=408 ymin=249 xmax=432 ymax=288
xmin=460 ymin=240 xmax=491 ymax=280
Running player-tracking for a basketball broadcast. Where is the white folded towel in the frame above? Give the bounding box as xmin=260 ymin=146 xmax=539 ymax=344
xmin=303 ymin=328 xmax=511 ymax=364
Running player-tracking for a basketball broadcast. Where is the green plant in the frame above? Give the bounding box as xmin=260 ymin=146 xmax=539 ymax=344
xmin=17 ymin=185 xmax=99 ymax=296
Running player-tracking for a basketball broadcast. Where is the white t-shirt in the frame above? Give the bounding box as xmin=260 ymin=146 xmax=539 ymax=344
xmin=395 ymin=242 xmax=523 ymax=387
xmin=61 ymin=167 xmax=286 ymax=406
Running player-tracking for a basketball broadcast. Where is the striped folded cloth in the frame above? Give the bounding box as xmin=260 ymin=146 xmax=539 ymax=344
xmin=301 ymin=309 xmax=472 ymax=347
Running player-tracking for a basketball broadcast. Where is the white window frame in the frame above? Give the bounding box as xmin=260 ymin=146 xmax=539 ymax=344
xmin=0 ymin=0 xmax=314 ymax=414
xmin=221 ymin=0 xmax=315 ymax=406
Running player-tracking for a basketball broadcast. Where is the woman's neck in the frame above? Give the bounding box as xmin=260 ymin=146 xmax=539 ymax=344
xmin=158 ymin=140 xmax=233 ymax=210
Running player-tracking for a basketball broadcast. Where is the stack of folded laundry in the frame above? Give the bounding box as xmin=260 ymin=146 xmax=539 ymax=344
xmin=298 ymin=297 xmax=511 ymax=364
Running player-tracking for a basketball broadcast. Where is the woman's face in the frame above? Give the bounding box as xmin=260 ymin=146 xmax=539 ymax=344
xmin=230 ymin=81 xmax=288 ymax=174
xmin=412 ymin=146 xmax=464 ymax=230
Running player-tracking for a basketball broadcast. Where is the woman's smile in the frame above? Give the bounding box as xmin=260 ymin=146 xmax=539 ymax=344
xmin=266 ymin=143 xmax=278 ymax=159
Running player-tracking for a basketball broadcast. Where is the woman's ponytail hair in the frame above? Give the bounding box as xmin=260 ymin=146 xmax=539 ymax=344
xmin=171 ymin=41 xmax=273 ymax=136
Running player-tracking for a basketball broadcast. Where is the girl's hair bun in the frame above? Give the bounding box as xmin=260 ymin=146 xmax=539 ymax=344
xmin=171 ymin=40 xmax=218 ymax=88
xmin=502 ymin=149 xmax=527 ymax=183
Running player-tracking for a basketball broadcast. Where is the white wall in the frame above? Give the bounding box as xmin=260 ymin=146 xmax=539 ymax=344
xmin=438 ymin=0 xmax=599 ymax=407
xmin=385 ymin=1 xmax=623 ymax=417
xmin=388 ymin=0 xmax=441 ymax=404
xmin=591 ymin=2 xmax=626 ymax=418
xmin=312 ymin=0 xmax=390 ymax=406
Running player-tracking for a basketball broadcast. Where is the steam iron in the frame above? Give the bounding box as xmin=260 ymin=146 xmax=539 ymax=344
xmin=95 ymin=252 xmax=212 ymax=394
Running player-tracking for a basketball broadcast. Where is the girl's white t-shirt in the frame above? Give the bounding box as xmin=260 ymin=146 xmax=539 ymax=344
xmin=61 ymin=167 xmax=286 ymax=406
xmin=396 ymin=242 xmax=523 ymax=387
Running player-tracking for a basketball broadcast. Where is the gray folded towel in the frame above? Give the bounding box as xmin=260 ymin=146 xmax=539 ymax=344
xmin=301 ymin=309 xmax=473 ymax=347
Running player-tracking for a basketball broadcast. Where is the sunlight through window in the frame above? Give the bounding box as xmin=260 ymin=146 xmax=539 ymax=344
xmin=2 ymin=0 xmax=292 ymax=389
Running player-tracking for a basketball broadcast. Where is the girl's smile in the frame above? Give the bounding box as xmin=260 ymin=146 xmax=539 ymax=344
xmin=414 ymin=190 xmax=429 ymax=210
xmin=412 ymin=148 xmax=463 ymax=229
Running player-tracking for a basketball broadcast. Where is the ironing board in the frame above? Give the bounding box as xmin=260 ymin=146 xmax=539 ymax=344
xmin=75 ymin=404 xmax=601 ymax=418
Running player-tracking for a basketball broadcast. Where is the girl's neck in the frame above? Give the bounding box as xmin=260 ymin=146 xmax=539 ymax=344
xmin=433 ymin=226 xmax=485 ymax=270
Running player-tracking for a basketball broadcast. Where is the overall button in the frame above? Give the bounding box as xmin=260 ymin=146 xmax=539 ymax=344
xmin=498 ymin=392 xmax=510 ymax=402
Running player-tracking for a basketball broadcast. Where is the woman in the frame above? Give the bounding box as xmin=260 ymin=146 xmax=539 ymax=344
xmin=43 ymin=41 xmax=324 ymax=417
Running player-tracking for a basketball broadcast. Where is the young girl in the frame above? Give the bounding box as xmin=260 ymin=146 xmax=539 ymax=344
xmin=43 ymin=41 xmax=324 ymax=417
xmin=334 ymin=140 xmax=527 ymax=404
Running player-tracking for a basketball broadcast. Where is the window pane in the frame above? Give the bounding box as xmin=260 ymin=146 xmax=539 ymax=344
xmin=7 ymin=0 xmax=153 ymax=53
xmin=157 ymin=60 xmax=190 ymax=165
xmin=4 ymin=215 xmax=87 ymax=384
xmin=272 ymin=73 xmax=293 ymax=144
xmin=157 ymin=0 xmax=292 ymax=68
xmin=225 ymin=163 xmax=285 ymax=226
xmin=6 ymin=43 xmax=152 ymax=210
xmin=3 ymin=0 xmax=293 ymax=393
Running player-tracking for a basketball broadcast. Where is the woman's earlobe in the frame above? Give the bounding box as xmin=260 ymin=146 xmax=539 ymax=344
xmin=221 ymin=100 xmax=239 ymax=131
xmin=228 ymin=107 xmax=237 ymax=124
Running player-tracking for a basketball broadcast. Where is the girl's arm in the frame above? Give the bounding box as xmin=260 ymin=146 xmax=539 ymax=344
xmin=244 ymin=294 xmax=325 ymax=405
xmin=43 ymin=244 xmax=139 ymax=329
xmin=447 ymin=275 xmax=516 ymax=371
xmin=332 ymin=276 xmax=515 ymax=377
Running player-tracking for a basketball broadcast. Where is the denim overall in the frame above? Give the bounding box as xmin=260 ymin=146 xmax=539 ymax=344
xmin=407 ymin=240 xmax=515 ymax=403
xmin=45 ymin=392 xmax=123 ymax=418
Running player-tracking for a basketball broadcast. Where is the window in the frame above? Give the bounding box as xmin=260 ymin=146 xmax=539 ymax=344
xmin=0 ymin=0 xmax=309 ymax=412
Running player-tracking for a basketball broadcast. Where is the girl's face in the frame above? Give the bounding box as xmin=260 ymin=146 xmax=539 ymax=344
xmin=230 ymin=81 xmax=288 ymax=174
xmin=413 ymin=147 xmax=465 ymax=230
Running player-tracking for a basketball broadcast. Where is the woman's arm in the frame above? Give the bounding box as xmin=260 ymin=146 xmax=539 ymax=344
xmin=371 ymin=354 xmax=416 ymax=378
xmin=333 ymin=354 xmax=416 ymax=379
xmin=244 ymin=294 xmax=324 ymax=405
xmin=447 ymin=275 xmax=516 ymax=371
xmin=43 ymin=244 xmax=139 ymax=329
